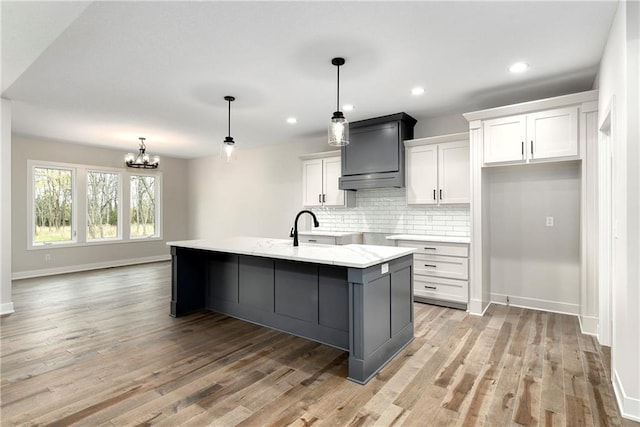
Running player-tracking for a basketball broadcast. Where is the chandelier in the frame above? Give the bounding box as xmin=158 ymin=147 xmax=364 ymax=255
xmin=125 ymin=137 xmax=159 ymax=169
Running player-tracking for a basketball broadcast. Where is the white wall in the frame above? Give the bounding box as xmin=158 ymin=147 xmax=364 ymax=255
xmin=487 ymin=162 xmax=581 ymax=314
xmin=0 ymin=99 xmax=13 ymax=315
xmin=188 ymin=138 xmax=327 ymax=240
xmin=11 ymin=135 xmax=190 ymax=276
xmin=597 ymin=0 xmax=640 ymax=420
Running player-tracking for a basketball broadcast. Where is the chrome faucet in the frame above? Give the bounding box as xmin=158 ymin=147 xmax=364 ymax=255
xmin=290 ymin=210 xmax=320 ymax=247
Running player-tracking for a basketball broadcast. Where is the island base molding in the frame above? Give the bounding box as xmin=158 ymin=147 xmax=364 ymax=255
xmin=170 ymin=246 xmax=414 ymax=384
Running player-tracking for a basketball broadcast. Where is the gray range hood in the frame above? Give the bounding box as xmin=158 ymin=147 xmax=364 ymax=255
xmin=339 ymin=112 xmax=417 ymax=190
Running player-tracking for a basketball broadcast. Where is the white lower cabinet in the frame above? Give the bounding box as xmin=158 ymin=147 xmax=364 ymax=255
xmin=393 ymin=239 xmax=469 ymax=309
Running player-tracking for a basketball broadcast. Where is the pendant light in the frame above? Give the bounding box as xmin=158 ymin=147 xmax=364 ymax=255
xmin=124 ymin=137 xmax=159 ymax=169
xmin=221 ymin=95 xmax=237 ymax=162
xmin=328 ymin=57 xmax=349 ymax=147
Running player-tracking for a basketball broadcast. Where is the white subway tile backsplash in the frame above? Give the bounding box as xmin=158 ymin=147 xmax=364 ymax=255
xmin=311 ymin=188 xmax=470 ymax=237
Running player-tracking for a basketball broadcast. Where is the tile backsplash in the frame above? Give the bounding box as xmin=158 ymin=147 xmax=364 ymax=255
xmin=310 ymin=188 xmax=470 ymax=237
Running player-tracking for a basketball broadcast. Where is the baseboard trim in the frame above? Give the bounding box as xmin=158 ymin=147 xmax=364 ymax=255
xmin=11 ymin=255 xmax=171 ymax=280
xmin=0 ymin=302 xmax=15 ymax=316
xmin=490 ymin=292 xmax=579 ymax=315
xmin=613 ymin=369 xmax=640 ymax=422
xmin=578 ymin=315 xmax=599 ymax=336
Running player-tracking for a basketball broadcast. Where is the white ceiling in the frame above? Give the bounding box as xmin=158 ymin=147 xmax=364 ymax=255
xmin=2 ymin=1 xmax=618 ymax=159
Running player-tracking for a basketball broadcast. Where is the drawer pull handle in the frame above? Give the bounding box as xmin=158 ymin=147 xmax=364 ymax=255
xmin=308 ymin=239 xmax=317 ymax=242
xmin=424 ymin=285 xmax=437 ymax=290
xmin=424 ymin=264 xmax=437 ymax=268
xmin=424 ymin=247 xmax=436 ymax=250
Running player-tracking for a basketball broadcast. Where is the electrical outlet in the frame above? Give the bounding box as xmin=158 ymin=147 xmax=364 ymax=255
xmin=546 ymin=216 xmax=554 ymax=227
xmin=45 ymin=254 xmax=51 ymax=262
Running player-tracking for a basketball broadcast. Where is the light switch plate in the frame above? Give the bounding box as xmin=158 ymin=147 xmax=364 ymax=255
xmin=546 ymin=216 xmax=554 ymax=227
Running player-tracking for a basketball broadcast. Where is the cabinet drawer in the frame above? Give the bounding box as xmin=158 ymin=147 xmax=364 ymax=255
xmin=414 ymin=254 xmax=468 ymax=280
xmin=414 ymin=276 xmax=468 ymax=303
xmin=397 ymin=240 xmax=468 ymax=257
xmin=298 ymin=235 xmax=337 ymax=245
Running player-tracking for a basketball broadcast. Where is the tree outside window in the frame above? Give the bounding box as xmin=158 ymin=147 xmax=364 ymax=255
xmin=130 ymin=175 xmax=157 ymax=238
xmin=33 ymin=167 xmax=74 ymax=243
xmin=87 ymin=171 xmax=119 ymax=240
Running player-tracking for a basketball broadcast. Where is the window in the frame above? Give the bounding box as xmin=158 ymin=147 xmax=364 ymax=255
xmin=33 ymin=166 xmax=75 ymax=244
xmin=130 ymin=175 xmax=158 ymax=238
xmin=28 ymin=161 xmax=162 ymax=249
xmin=87 ymin=171 xmax=120 ymax=241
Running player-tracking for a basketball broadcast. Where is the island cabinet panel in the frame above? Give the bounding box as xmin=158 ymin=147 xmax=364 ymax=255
xmin=206 ymin=254 xmax=239 ymax=304
xmin=274 ymin=261 xmax=319 ymax=323
xmin=318 ymin=266 xmax=349 ymax=331
xmin=348 ymin=255 xmax=414 ymax=384
xmin=170 ymin=247 xmax=207 ymax=316
xmin=363 ymin=275 xmax=392 ymax=356
xmin=238 ymin=257 xmax=274 ymax=312
xmin=391 ymin=265 xmax=412 ymax=335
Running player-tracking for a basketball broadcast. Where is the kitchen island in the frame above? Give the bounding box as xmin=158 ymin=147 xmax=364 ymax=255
xmin=167 ymin=237 xmax=414 ymax=384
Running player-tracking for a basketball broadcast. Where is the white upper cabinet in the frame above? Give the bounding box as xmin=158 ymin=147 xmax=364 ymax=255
xmin=526 ymin=107 xmax=578 ymax=160
xmin=321 ymin=156 xmax=344 ymax=206
xmin=301 ymin=152 xmax=354 ymax=208
xmin=438 ymin=140 xmax=470 ymax=204
xmin=405 ymin=133 xmax=470 ymax=205
xmin=482 ymin=115 xmax=527 ymax=163
xmin=483 ymin=106 xmax=578 ymax=165
xmin=406 ymin=144 xmax=438 ymax=204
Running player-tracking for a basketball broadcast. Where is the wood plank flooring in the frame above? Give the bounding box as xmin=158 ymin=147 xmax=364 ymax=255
xmin=1 ymin=262 xmax=636 ymax=426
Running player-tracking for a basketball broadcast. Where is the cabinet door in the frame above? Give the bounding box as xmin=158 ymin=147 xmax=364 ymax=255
xmin=302 ymin=159 xmax=323 ymax=207
xmin=483 ymin=115 xmax=526 ymax=164
xmin=526 ymin=107 xmax=578 ymax=160
xmin=322 ymin=156 xmax=345 ymax=206
xmin=438 ymin=140 xmax=469 ymax=204
xmin=406 ymin=145 xmax=438 ymax=204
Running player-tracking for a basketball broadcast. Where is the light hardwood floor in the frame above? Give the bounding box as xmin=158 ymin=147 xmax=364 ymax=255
xmin=1 ymin=262 xmax=636 ymax=426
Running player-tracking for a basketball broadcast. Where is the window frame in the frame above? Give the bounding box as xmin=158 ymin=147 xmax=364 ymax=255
xmin=86 ymin=168 xmax=123 ymax=243
xmin=27 ymin=160 xmax=163 ymax=250
xmin=128 ymin=171 xmax=163 ymax=241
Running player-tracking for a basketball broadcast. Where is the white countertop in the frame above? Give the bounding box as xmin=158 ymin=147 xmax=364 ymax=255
xmin=385 ymin=234 xmax=471 ymax=244
xmin=297 ymin=231 xmax=362 ymax=237
xmin=167 ymin=237 xmax=414 ymax=268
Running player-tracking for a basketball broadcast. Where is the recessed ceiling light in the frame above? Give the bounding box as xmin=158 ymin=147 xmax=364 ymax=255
xmin=342 ymin=104 xmax=354 ymax=112
xmin=286 ymin=117 xmax=297 ymax=124
xmin=509 ymin=62 xmax=529 ymax=73
xmin=411 ymin=87 xmax=425 ymax=96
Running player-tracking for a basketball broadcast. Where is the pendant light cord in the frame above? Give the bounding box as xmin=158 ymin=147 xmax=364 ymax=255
xmin=227 ymin=99 xmax=231 ymax=138
xmin=336 ymin=64 xmax=340 ymax=112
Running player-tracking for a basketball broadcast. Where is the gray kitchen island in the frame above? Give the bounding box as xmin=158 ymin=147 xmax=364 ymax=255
xmin=167 ymin=237 xmax=415 ymax=384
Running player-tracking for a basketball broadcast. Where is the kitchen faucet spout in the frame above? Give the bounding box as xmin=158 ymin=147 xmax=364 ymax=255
xmin=292 ymin=210 xmax=319 ymax=247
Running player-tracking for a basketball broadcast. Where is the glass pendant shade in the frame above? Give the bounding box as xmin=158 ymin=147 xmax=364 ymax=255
xmin=328 ymin=57 xmax=349 ymax=147
xmin=221 ymin=137 xmax=237 ymax=162
xmin=328 ymin=112 xmax=349 ymax=146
